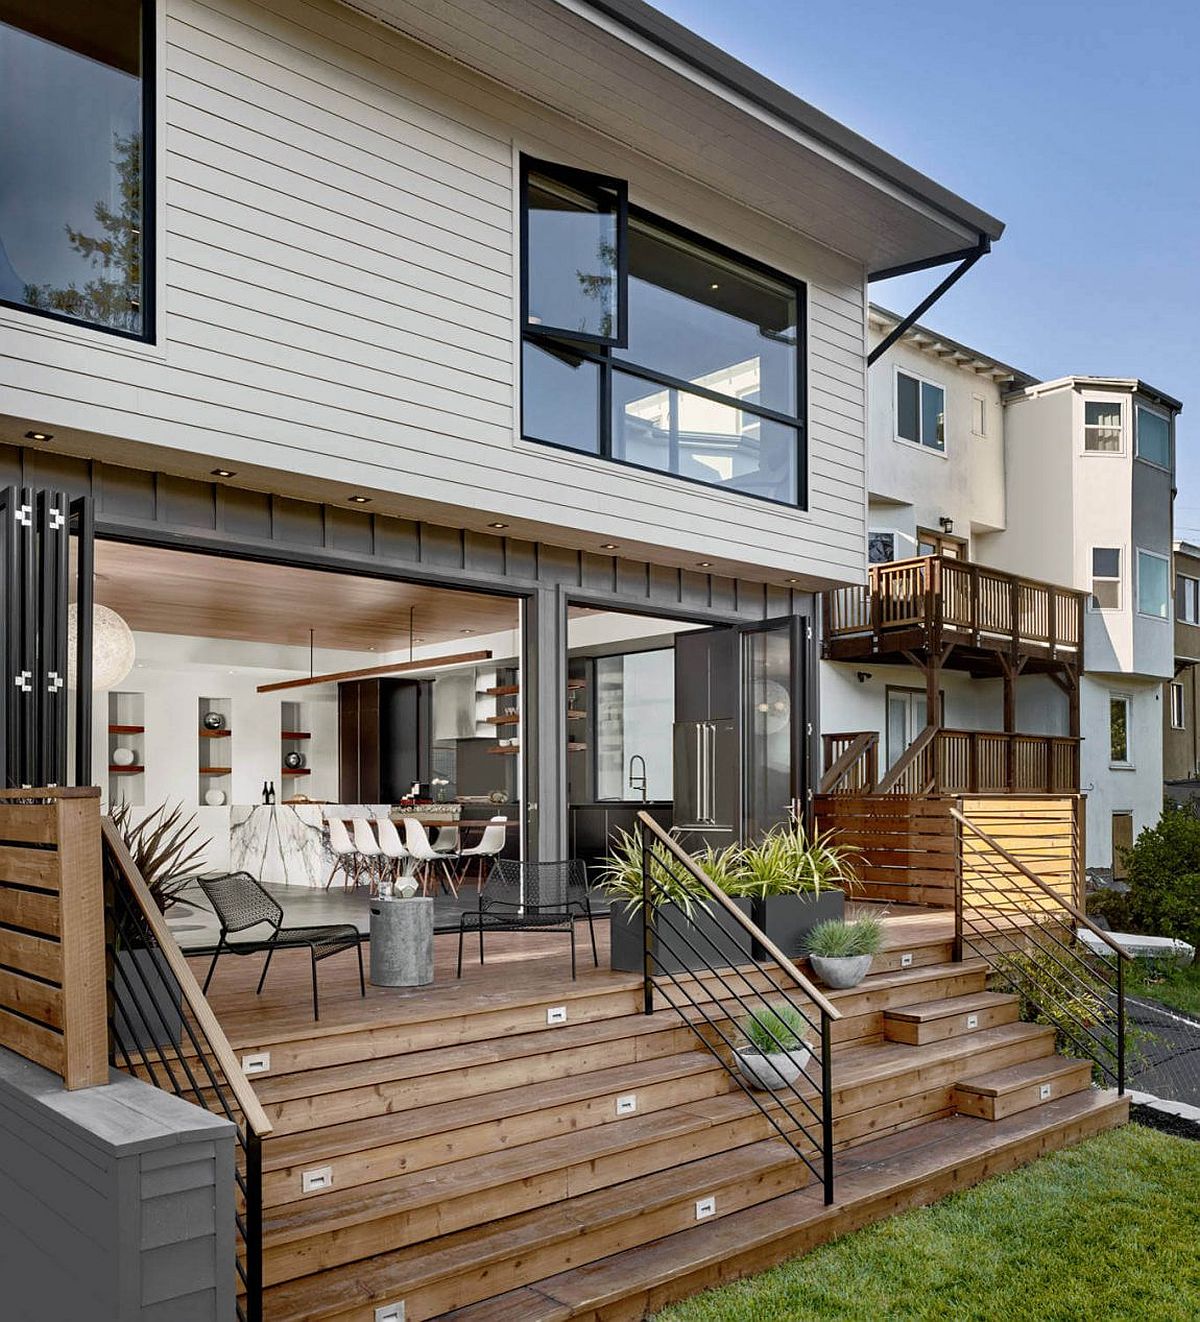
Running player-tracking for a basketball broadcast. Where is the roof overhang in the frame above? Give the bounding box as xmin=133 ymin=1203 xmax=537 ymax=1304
xmin=1010 ymin=376 xmax=1183 ymax=413
xmin=867 ymin=305 xmax=1037 ymax=388
xmin=340 ymin=0 xmax=1004 ymax=274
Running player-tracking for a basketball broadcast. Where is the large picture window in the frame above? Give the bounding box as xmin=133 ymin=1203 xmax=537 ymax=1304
xmin=0 ymin=1 xmax=152 ymax=338
xmin=1136 ymin=549 xmax=1170 ymax=619
xmin=895 ymin=370 xmax=945 ymax=452
xmin=520 ymin=158 xmax=804 ymax=507
xmin=1136 ymin=406 xmax=1171 ymax=469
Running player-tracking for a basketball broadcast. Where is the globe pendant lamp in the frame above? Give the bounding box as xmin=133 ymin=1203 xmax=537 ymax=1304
xmin=67 ymin=602 xmax=136 ymax=690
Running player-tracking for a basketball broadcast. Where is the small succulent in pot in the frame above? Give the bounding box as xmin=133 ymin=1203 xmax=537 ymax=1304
xmin=804 ymin=912 xmax=886 ymax=989
xmin=735 ymin=1003 xmax=813 ymax=1091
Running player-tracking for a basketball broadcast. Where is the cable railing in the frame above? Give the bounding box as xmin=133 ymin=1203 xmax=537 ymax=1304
xmin=635 ymin=812 xmax=841 ymax=1203
xmin=951 ymin=807 xmax=1130 ymax=1092
xmin=102 ymin=819 xmax=271 ymax=1322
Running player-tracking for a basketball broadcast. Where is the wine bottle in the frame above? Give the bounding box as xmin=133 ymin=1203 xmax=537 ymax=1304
xmin=261 ymin=781 xmax=269 ymax=804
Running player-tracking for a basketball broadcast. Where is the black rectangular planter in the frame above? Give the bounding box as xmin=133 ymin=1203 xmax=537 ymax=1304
xmin=750 ymin=889 xmax=845 ymax=961
xmin=609 ymin=897 xmax=753 ymax=974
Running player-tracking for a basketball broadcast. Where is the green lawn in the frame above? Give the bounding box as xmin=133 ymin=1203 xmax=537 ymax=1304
xmin=1127 ymin=959 xmax=1200 ymax=1018
xmin=653 ymin=1125 xmax=1200 ymax=1322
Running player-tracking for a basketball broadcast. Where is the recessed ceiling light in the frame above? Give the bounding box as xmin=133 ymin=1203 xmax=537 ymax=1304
xmin=25 ymin=431 xmax=52 ymax=442
xmin=488 ymin=521 xmax=509 ymax=530
xmin=211 ymin=468 xmax=236 ymax=478
xmin=709 ymin=283 xmax=720 ymax=291
xmin=460 ymin=628 xmax=473 ymax=634
xmin=600 ymin=542 xmax=618 ymax=550
xmin=698 ymin=561 xmax=713 ymax=568
xmin=347 ymin=495 xmax=371 ymax=504
xmin=786 ymin=578 xmax=801 ymax=584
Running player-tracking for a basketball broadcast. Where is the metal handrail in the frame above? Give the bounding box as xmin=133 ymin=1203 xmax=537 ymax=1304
xmin=952 ymin=806 xmax=1125 ymax=1093
xmin=635 ymin=813 xmax=839 ymax=1203
xmin=102 ymin=819 xmax=269 ymax=1320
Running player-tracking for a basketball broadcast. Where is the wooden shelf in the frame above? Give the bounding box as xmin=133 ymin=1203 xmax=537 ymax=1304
xmin=486 ymin=745 xmax=519 ymax=755
xmin=484 ymin=684 xmax=521 ymax=697
xmin=198 ymin=767 xmax=231 ymax=776
xmin=281 ymin=731 xmax=311 ymax=740
xmin=484 ymin=715 xmax=520 ymax=726
xmin=199 ymin=729 xmax=232 ymax=738
xmin=567 ymin=742 xmax=587 ymax=752
xmin=108 ymin=724 xmax=144 ymax=735
xmin=567 ymin=678 xmax=587 ymax=691
xmin=567 ymin=710 xmax=586 ymax=719
xmin=281 ymin=767 xmax=311 ymax=776
xmin=108 ymin=765 xmax=145 ymax=775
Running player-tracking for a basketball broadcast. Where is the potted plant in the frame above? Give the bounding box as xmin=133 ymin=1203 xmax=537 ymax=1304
xmin=735 ymin=1003 xmax=813 ymax=1091
xmin=728 ymin=819 xmax=855 ymax=957
xmin=804 ymin=912 xmax=886 ymax=989
xmin=600 ymin=830 xmax=752 ymax=974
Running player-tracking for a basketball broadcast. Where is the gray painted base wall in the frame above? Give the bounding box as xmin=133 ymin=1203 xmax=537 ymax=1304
xmin=0 ymin=1047 xmax=236 ymax=1322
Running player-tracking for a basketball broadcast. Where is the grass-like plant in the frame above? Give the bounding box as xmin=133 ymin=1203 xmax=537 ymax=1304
xmin=109 ymin=800 xmax=210 ymax=913
xmin=727 ymin=819 xmax=861 ymax=899
xmin=804 ymin=912 xmax=886 ymax=958
xmin=598 ymin=826 xmax=711 ymax=917
xmin=742 ymin=1003 xmax=811 ymax=1055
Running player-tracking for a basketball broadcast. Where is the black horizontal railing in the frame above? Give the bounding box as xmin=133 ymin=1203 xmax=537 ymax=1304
xmin=636 ymin=812 xmax=840 ymax=1204
xmin=103 ymin=820 xmax=270 ymax=1321
xmin=952 ymin=807 xmax=1129 ymax=1092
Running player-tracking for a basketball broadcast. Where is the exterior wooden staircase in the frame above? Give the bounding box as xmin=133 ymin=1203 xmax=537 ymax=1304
xmin=218 ymin=914 xmax=1127 ymax=1322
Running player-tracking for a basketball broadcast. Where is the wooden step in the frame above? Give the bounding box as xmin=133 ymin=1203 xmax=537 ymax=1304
xmin=954 ymin=1056 xmax=1094 ymax=1121
xmin=255 ymin=1014 xmax=701 ymax=1135
xmin=261 ymin=1140 xmax=811 ymax=1321
xmin=883 ymin=991 xmax=1019 ymax=1045
xmin=437 ymin=1089 xmax=1129 ymax=1322
xmin=262 ymin=1096 xmax=796 ymax=1284
xmin=260 ymin=1052 xmax=729 ymax=1207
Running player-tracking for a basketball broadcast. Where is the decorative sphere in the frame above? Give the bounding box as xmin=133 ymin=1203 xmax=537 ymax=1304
xmin=204 ymin=789 xmax=226 ymax=807
xmin=68 ymin=603 xmax=135 ymax=690
xmin=111 ymin=747 xmax=136 ymax=766
xmin=202 ymin=711 xmax=226 ymax=730
xmin=284 ymin=750 xmax=306 ymax=770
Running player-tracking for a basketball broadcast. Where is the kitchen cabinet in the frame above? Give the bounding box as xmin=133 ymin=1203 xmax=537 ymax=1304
xmin=338 ymin=678 xmax=431 ymax=802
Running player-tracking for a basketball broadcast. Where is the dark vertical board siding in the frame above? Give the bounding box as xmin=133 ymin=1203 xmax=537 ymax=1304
xmin=219 ymin=487 xmax=272 ymax=539
xmin=97 ymin=465 xmax=156 ymax=520
xmin=536 ymin=543 xmax=579 ymax=586
xmin=22 ymin=451 xmax=92 ymax=497
xmin=421 ymin=524 xmax=466 ymax=569
xmin=504 ymin=538 xmax=537 ymax=581
xmin=648 ymin=563 xmax=681 ymax=606
xmin=463 ymin=531 xmax=505 ymax=576
xmin=271 ymin=496 xmax=324 ymax=547
xmin=679 ymin=570 xmax=710 ymax=609
xmin=157 ymin=476 xmax=217 ymax=530
xmin=580 ymin=553 xmax=616 ymax=593
xmin=709 ymin=576 xmax=737 ymax=614
xmin=326 ymin=507 xmax=374 ymax=555
xmin=616 ymin=558 xmax=650 ymax=599
xmin=375 ymin=516 xmax=421 ymax=562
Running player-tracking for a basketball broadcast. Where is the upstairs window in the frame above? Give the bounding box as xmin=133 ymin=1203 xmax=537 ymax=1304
xmin=1176 ymin=573 xmax=1200 ymax=624
xmin=1084 ymin=400 xmax=1122 ymax=452
xmin=1136 ymin=406 xmax=1171 ymax=469
xmin=896 ymin=371 xmax=945 ymax=451
xmin=521 ymin=157 xmax=805 ymax=507
xmin=972 ymin=395 xmax=987 ymax=437
xmin=1171 ymin=681 xmax=1186 ymax=730
xmin=1136 ymin=549 xmax=1170 ymax=619
xmin=1109 ymin=694 xmax=1131 ymax=766
xmin=0 ymin=1 xmax=151 ymax=338
xmin=1091 ymin=547 xmax=1121 ymax=610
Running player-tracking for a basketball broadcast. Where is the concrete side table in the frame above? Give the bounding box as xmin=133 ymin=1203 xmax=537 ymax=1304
xmin=369 ymin=896 xmax=435 ymax=987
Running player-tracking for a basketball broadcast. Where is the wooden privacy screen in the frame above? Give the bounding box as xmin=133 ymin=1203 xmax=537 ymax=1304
xmin=0 ymin=787 xmax=107 ymax=1089
xmin=814 ymin=793 xmax=1083 ymax=911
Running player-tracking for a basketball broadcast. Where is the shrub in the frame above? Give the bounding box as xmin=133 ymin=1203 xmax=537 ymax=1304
xmin=804 ymin=912 xmax=886 ymax=958
xmin=743 ymin=1003 xmax=810 ymax=1055
xmin=727 ymin=821 xmax=860 ymax=899
xmin=1113 ymin=805 xmax=1200 ymax=962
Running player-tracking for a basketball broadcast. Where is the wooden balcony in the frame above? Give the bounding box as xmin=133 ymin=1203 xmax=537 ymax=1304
xmin=824 ymin=556 xmax=1086 ymax=674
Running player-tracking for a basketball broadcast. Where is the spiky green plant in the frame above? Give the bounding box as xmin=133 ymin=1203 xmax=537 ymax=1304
xmin=804 ymin=912 xmax=886 ymax=958
xmin=726 ymin=821 xmax=861 ymax=899
xmin=598 ymin=826 xmax=711 ymax=917
xmin=743 ymin=1003 xmax=810 ymax=1055
xmin=109 ymin=800 xmax=210 ymax=913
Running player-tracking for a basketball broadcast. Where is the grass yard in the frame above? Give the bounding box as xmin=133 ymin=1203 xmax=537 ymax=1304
xmin=653 ymin=1124 xmax=1200 ymax=1322
xmin=1127 ymin=959 xmax=1200 ymax=1018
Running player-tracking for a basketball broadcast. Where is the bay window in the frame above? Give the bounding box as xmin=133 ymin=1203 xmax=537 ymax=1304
xmin=1136 ymin=406 xmax=1171 ymax=469
xmin=1136 ymin=549 xmax=1170 ymax=619
xmin=0 ymin=0 xmax=152 ymax=338
xmin=521 ymin=157 xmax=805 ymax=506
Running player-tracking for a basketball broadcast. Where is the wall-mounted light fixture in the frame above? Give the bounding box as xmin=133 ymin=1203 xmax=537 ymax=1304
xmin=938 ymin=516 xmax=954 ymax=535
xmin=856 ymin=671 xmax=872 ymax=684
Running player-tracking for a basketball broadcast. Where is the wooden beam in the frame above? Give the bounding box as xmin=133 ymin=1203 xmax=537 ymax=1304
xmin=256 ymin=650 xmax=493 ymax=694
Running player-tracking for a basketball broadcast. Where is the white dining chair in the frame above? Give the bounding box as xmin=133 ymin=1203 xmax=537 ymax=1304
xmin=352 ymin=817 xmax=385 ymax=893
xmin=403 ymin=817 xmax=459 ymax=897
xmin=374 ymin=816 xmax=408 ymax=884
xmin=432 ymin=824 xmax=461 ymax=855
xmin=458 ymin=816 xmax=508 ymax=886
xmin=325 ymin=817 xmax=359 ymax=890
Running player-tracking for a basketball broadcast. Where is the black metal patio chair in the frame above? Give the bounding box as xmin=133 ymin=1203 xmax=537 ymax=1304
xmin=198 ymin=872 xmax=364 ymax=1021
xmin=457 ymin=858 xmax=598 ymax=980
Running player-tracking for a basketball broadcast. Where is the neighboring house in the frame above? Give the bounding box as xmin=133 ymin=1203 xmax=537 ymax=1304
xmin=1164 ymin=541 xmax=1200 ymax=795
xmin=821 ymin=306 xmax=1182 ymax=876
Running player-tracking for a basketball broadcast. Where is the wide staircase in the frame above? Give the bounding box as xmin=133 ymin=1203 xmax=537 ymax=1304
xmin=222 ymin=911 xmax=1126 ymax=1322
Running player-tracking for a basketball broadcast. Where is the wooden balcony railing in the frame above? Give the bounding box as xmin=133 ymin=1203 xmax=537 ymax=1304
xmin=824 ymin=556 xmax=1086 ymax=664
xmin=819 ymin=731 xmax=879 ymax=794
xmin=865 ymin=728 xmax=1080 ymax=796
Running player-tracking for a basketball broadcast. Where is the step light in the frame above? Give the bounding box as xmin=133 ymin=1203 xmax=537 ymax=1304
xmin=616 ymin=1094 xmax=638 ymax=1116
xmin=900 ymin=952 xmax=914 ymax=968
xmin=241 ymin=1052 xmax=270 ymax=1075
xmin=695 ymin=1195 xmax=716 ymax=1220
xmin=966 ymin=1013 xmax=979 ymax=1030
xmin=546 ymin=1005 xmax=568 ymax=1025
xmin=301 ymin=1166 xmax=334 ymax=1194
xmin=1040 ymin=1083 xmax=1053 ymax=1100
xmin=375 ymin=1304 xmax=405 ymax=1322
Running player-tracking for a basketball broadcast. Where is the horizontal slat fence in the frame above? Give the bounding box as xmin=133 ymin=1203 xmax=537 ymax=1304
xmin=0 ymin=787 xmax=107 ymax=1089
xmin=815 ymin=792 xmax=1083 ymax=912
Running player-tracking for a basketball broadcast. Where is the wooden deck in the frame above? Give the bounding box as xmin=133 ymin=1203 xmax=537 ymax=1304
xmin=186 ymin=911 xmax=1126 ymax=1321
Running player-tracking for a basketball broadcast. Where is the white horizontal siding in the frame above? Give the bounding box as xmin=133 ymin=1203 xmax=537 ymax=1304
xmin=0 ymin=0 xmax=869 ymax=584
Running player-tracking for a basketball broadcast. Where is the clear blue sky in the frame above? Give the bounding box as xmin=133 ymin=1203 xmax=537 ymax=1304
xmin=657 ymin=0 xmax=1200 ymax=529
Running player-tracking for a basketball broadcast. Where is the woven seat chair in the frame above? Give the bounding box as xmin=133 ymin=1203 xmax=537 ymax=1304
xmin=457 ymin=858 xmax=598 ymax=980
xmin=198 ymin=872 xmax=363 ymax=1020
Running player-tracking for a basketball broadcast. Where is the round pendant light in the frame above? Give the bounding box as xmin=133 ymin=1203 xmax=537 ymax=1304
xmin=68 ymin=603 xmax=136 ymax=690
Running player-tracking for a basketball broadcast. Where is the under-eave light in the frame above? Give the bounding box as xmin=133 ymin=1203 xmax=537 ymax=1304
xmin=348 ymin=495 xmax=371 ymax=504
xmin=25 ymin=431 xmax=52 ymax=442
xmin=211 ymin=468 xmax=236 ymax=478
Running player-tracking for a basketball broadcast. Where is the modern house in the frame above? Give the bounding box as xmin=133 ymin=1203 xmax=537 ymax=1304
xmin=0 ymin=4 xmax=1131 ymax=1321
xmin=1164 ymin=541 xmax=1200 ymax=800
xmin=821 ymin=306 xmax=1182 ymax=877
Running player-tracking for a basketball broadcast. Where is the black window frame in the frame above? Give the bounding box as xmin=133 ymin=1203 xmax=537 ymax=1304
xmin=519 ymin=156 xmax=807 ymax=511
xmin=0 ymin=1 xmax=156 ymax=344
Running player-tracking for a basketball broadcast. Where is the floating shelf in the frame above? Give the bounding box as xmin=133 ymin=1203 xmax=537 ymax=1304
xmin=199 ymin=728 xmax=232 ymax=738
xmin=281 ymin=767 xmax=311 ymax=776
xmin=567 ymin=742 xmax=587 ymax=752
xmin=486 ymin=744 xmax=519 ymax=755
xmin=281 ymin=730 xmax=311 ymax=740
xmin=108 ymin=765 xmax=145 ymax=775
xmin=567 ymin=710 xmax=586 ymax=720
xmin=484 ymin=684 xmax=520 ymax=697
xmin=484 ymin=715 xmax=520 ymax=726
xmin=108 ymin=724 xmax=144 ymax=735
xmin=199 ymin=767 xmax=231 ymax=776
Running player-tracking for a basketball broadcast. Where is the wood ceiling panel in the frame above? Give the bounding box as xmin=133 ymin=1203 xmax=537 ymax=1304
xmin=91 ymin=541 xmax=520 ymax=652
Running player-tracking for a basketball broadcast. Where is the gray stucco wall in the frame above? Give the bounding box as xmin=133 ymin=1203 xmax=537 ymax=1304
xmin=0 ymin=1047 xmax=236 ymax=1322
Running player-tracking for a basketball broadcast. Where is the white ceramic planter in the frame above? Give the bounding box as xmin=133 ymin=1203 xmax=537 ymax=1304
xmin=809 ymin=953 xmax=874 ymax=989
xmin=735 ymin=1044 xmax=812 ymax=1091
